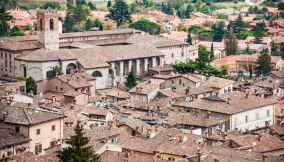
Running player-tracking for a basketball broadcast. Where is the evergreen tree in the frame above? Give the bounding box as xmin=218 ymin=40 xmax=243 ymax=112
xmin=256 ymin=49 xmax=271 ymax=76
xmin=26 ymin=77 xmax=37 ymax=95
xmin=196 ymin=45 xmax=210 ymax=68
xmin=212 ymin=21 xmax=225 ymax=42
xmin=186 ymin=31 xmax=192 ymax=45
xmin=186 ymin=4 xmax=194 ymax=18
xmin=86 ymin=19 xmax=103 ymax=31
xmin=271 ymin=40 xmax=279 ymax=56
xmin=253 ymin=22 xmax=266 ymax=43
xmin=107 ymin=0 xmax=112 ymax=8
xmin=63 ymin=2 xmax=91 ymax=32
xmin=88 ymin=2 xmax=96 ymax=10
xmin=57 ymin=123 xmax=100 ymax=162
xmin=125 ymin=71 xmax=136 ymax=88
xmin=0 ymin=0 xmax=17 ymax=10
xmin=210 ymin=43 xmax=214 ymax=61
xmin=225 ymin=29 xmax=238 ymax=55
xmin=0 ymin=7 xmax=12 ymax=37
xmin=42 ymin=2 xmax=63 ymax=10
xmin=233 ymin=14 xmax=245 ymax=33
xmin=108 ymin=0 xmax=130 ymax=27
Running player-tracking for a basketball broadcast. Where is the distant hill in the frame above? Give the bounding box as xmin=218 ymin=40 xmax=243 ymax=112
xmin=18 ymin=0 xmax=66 ymax=5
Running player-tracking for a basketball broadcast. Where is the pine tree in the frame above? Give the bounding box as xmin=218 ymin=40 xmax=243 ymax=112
xmin=256 ymin=49 xmax=271 ymax=76
xmin=108 ymin=0 xmax=130 ymax=27
xmin=57 ymin=123 xmax=100 ymax=162
xmin=125 ymin=71 xmax=137 ymax=88
xmin=26 ymin=77 xmax=37 ymax=95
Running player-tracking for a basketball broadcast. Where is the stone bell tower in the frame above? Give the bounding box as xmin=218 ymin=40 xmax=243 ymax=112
xmin=37 ymin=10 xmax=60 ymax=50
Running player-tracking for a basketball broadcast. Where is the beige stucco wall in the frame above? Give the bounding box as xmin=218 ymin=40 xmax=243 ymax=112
xmin=29 ymin=118 xmax=64 ymax=155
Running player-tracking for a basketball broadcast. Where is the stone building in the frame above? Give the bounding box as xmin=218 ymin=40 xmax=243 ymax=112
xmin=0 ymin=9 xmax=197 ymax=90
xmin=0 ymin=105 xmax=65 ymax=155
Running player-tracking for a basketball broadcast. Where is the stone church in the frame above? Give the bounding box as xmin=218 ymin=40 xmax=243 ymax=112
xmin=0 ymin=10 xmax=197 ymax=89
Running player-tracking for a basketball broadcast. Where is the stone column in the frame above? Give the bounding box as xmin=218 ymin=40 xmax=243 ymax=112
xmin=160 ymin=56 xmax=165 ymax=66
xmin=120 ymin=61 xmax=124 ymax=77
xmin=128 ymin=60 xmax=132 ymax=73
xmin=111 ymin=63 xmax=116 ymax=76
xmin=152 ymin=57 xmax=157 ymax=67
xmin=144 ymin=58 xmax=148 ymax=72
xmin=136 ymin=59 xmax=141 ymax=75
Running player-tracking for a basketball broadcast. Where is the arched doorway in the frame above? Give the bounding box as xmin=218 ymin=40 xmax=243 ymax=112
xmin=92 ymin=71 xmax=103 ymax=77
xmin=66 ymin=63 xmax=77 ymax=74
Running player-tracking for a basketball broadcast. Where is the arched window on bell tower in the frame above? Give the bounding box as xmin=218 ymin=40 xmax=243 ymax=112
xmin=50 ymin=19 xmax=54 ymax=31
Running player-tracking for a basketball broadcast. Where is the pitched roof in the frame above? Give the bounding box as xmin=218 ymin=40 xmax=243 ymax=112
xmin=174 ymin=91 xmax=277 ymax=115
xmin=104 ymin=88 xmax=130 ymax=99
xmin=16 ymin=43 xmax=163 ymax=69
xmin=0 ymin=105 xmax=64 ymax=126
xmin=129 ymin=79 xmax=164 ymax=95
xmin=226 ymin=132 xmax=284 ymax=153
xmin=57 ymin=73 xmax=93 ymax=89
xmin=205 ymin=76 xmax=235 ymax=89
xmin=167 ymin=112 xmax=227 ymax=128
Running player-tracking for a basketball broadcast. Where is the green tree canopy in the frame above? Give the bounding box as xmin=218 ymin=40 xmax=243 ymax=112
xmin=271 ymin=40 xmax=279 ymax=56
xmin=252 ymin=22 xmax=266 ymax=43
xmin=125 ymin=71 xmax=137 ymax=88
xmin=196 ymin=45 xmax=211 ymax=68
xmin=256 ymin=49 xmax=271 ymax=76
xmin=108 ymin=0 xmax=130 ymax=27
xmin=86 ymin=19 xmax=104 ymax=31
xmin=129 ymin=18 xmax=160 ymax=35
xmin=42 ymin=2 xmax=66 ymax=10
xmin=186 ymin=31 xmax=192 ymax=45
xmin=9 ymin=26 xmax=25 ymax=36
xmin=212 ymin=21 xmax=225 ymax=42
xmin=0 ymin=7 xmax=12 ymax=37
xmin=63 ymin=2 xmax=91 ymax=32
xmin=232 ymin=14 xmax=246 ymax=33
xmin=26 ymin=77 xmax=37 ymax=95
xmin=0 ymin=0 xmax=17 ymax=10
xmin=58 ymin=122 xmax=100 ymax=162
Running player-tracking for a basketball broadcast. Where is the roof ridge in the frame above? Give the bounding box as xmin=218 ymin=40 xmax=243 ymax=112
xmin=23 ymin=108 xmax=32 ymax=125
